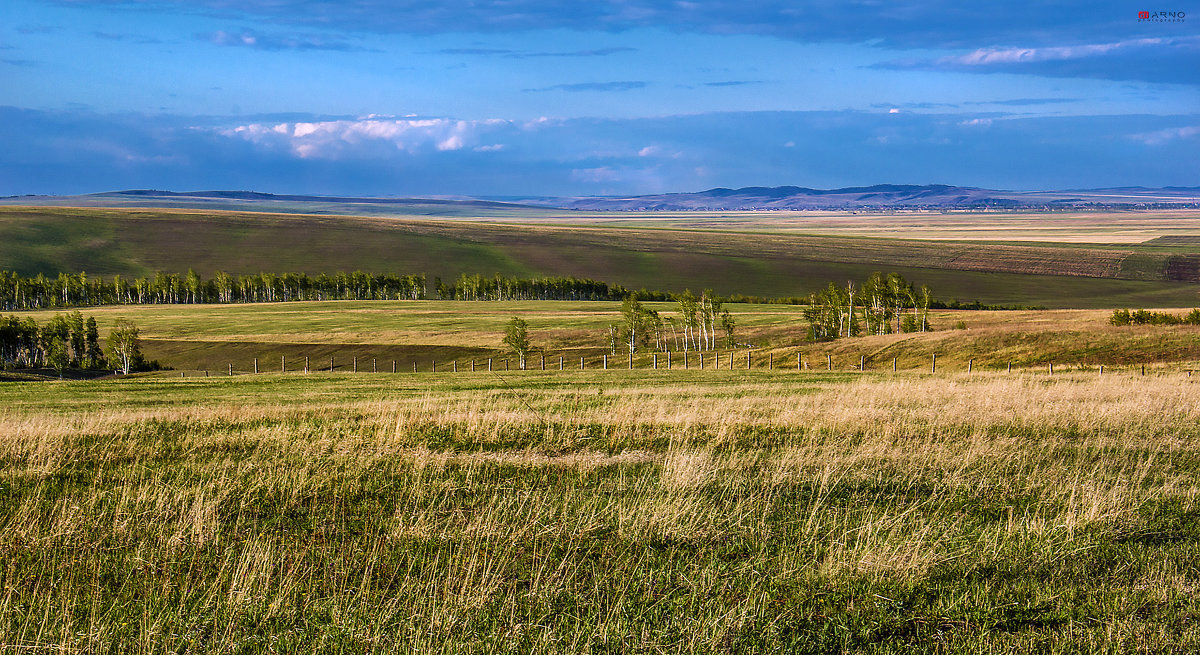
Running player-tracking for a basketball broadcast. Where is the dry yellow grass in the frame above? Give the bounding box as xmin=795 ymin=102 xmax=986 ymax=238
xmin=3 ymin=371 xmax=1199 ymax=652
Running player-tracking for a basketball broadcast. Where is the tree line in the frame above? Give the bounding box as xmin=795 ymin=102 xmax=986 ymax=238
xmin=435 ymin=274 xmax=633 ymax=301
xmin=0 ymin=270 xmax=428 ymax=310
xmin=0 ymin=312 xmax=147 ymax=375
xmin=0 ymin=270 xmax=670 ymax=309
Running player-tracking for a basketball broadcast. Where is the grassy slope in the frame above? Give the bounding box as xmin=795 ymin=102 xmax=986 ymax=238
xmin=17 ymin=301 xmax=1200 ymax=372
xmin=3 ymin=371 xmax=1199 ymax=652
xmin=3 ymin=207 xmax=1200 ymax=307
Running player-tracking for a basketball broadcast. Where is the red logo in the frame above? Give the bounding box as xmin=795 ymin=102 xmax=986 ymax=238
xmin=1139 ymin=10 xmax=1150 ymax=18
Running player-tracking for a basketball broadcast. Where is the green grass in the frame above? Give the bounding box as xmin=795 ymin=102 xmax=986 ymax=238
xmin=5 ymin=207 xmax=1200 ymax=307
xmin=3 ymin=371 xmax=1200 ymax=652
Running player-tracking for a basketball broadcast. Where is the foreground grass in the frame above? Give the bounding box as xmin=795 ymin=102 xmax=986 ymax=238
xmin=3 ymin=371 xmax=1200 ymax=652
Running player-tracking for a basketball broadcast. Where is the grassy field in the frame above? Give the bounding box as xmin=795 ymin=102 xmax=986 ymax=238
xmin=3 ymin=369 xmax=1200 ymax=652
xmin=5 ymin=207 xmax=1200 ymax=307
xmin=17 ymin=300 xmax=1200 ymax=373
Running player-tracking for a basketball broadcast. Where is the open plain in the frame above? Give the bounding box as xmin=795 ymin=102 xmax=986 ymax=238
xmin=5 ymin=205 xmax=1200 ymax=652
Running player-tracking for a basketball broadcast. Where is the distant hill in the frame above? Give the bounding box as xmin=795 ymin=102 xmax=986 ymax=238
xmin=506 ymin=184 xmax=1200 ymax=211
xmin=3 ymin=185 xmax=1198 ymax=213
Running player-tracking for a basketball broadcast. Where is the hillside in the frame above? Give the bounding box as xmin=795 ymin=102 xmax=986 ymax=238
xmin=4 ymin=207 xmax=1200 ymax=308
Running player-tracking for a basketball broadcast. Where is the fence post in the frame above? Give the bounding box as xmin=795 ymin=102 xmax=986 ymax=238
xmin=432 ymin=361 xmax=436 ymax=373
xmin=603 ymin=354 xmax=608 ymax=370
xmin=828 ymin=354 xmax=832 ymax=371
xmin=860 ymin=355 xmax=865 ymax=371
xmin=373 ymin=358 xmax=377 ymax=373
xmin=453 ymin=361 xmax=457 ymax=373
xmin=228 ymin=363 xmax=233 ymax=376
xmin=281 ymin=355 xmax=286 ymax=372
xmin=931 ymin=354 xmax=936 ymax=373
xmin=505 ymin=359 xmax=509 ymax=371
xmin=304 ymin=356 xmax=309 ymax=374
xmin=254 ymin=358 xmax=258 ymax=374
xmin=413 ymin=362 xmax=417 ymax=373
xmin=747 ymin=350 xmax=752 ymax=370
xmin=489 ymin=358 xmax=493 ymax=371
xmin=1100 ymin=365 xmax=1104 ymax=375
xmin=1141 ymin=364 xmax=1145 ymax=376
xmin=1007 ymin=361 xmax=1011 ymax=373
xmin=1049 ymin=361 xmax=1053 ymax=375
xmin=798 ymin=353 xmax=802 ymax=371
xmin=769 ymin=353 xmax=773 ymax=370
xmin=330 ymin=356 xmax=334 ymax=372
xmin=968 ymin=358 xmax=973 ymax=374
xmin=541 ymin=354 xmax=545 ymax=371
xmin=893 ymin=357 xmax=897 ymax=372
xmin=653 ymin=353 xmax=658 ymax=370
xmin=353 ymin=356 xmax=357 ymax=373
xmin=667 ymin=351 xmax=672 ymax=369
xmin=580 ymin=356 xmax=585 ymax=370
xmin=559 ymin=356 xmax=563 ymax=370
xmin=729 ymin=351 xmax=734 ymax=370
xmin=392 ymin=360 xmax=396 ymax=373
xmin=699 ymin=352 xmax=703 ymax=369
xmin=472 ymin=360 xmax=476 ymax=372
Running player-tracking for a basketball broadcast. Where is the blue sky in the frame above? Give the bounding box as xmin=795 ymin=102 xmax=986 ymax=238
xmin=1 ymin=1 xmax=1197 ymax=196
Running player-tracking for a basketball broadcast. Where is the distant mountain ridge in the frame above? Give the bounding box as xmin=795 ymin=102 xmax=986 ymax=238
xmin=509 ymin=184 xmax=1200 ymax=210
xmin=4 ymin=184 xmax=1199 ymax=212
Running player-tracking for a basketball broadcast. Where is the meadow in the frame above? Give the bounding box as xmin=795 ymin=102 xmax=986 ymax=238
xmin=16 ymin=300 xmax=1200 ymax=374
xmin=3 ymin=369 xmax=1200 ymax=652
xmin=6 ymin=205 xmax=1200 ymax=651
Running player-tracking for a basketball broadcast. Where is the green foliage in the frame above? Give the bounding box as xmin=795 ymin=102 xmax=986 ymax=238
xmin=805 ymin=273 xmax=930 ymax=342
xmin=106 ymin=317 xmax=143 ymax=375
xmin=1111 ymin=308 xmax=1200 ymax=326
xmin=0 ymin=269 xmax=429 ymax=309
xmin=502 ymin=317 xmax=532 ymax=365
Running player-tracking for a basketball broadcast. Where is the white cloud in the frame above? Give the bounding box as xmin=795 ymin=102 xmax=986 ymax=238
xmin=221 ymin=117 xmax=511 ymax=159
xmin=958 ymin=118 xmax=992 ymax=127
xmin=570 ymin=167 xmax=622 ymax=183
xmin=943 ymin=37 xmax=1165 ymax=66
xmin=1130 ymin=125 xmax=1200 ymax=145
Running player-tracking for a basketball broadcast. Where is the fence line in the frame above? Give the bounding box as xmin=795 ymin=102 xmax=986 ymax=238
xmin=185 ymin=350 xmax=1188 ymax=377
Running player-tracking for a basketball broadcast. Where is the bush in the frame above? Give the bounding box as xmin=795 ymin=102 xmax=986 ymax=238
xmin=1111 ymin=308 xmax=1200 ymax=326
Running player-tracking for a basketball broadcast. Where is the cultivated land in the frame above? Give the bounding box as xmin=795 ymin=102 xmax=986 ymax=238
xmin=5 ymin=207 xmax=1200 ymax=307
xmin=4 ymin=369 xmax=1200 ymax=652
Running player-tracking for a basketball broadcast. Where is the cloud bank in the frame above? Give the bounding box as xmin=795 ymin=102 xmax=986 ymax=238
xmin=3 ymin=106 xmax=1199 ymax=197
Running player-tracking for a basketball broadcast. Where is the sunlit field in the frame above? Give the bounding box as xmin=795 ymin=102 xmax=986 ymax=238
xmin=3 ymin=369 xmax=1200 ymax=652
